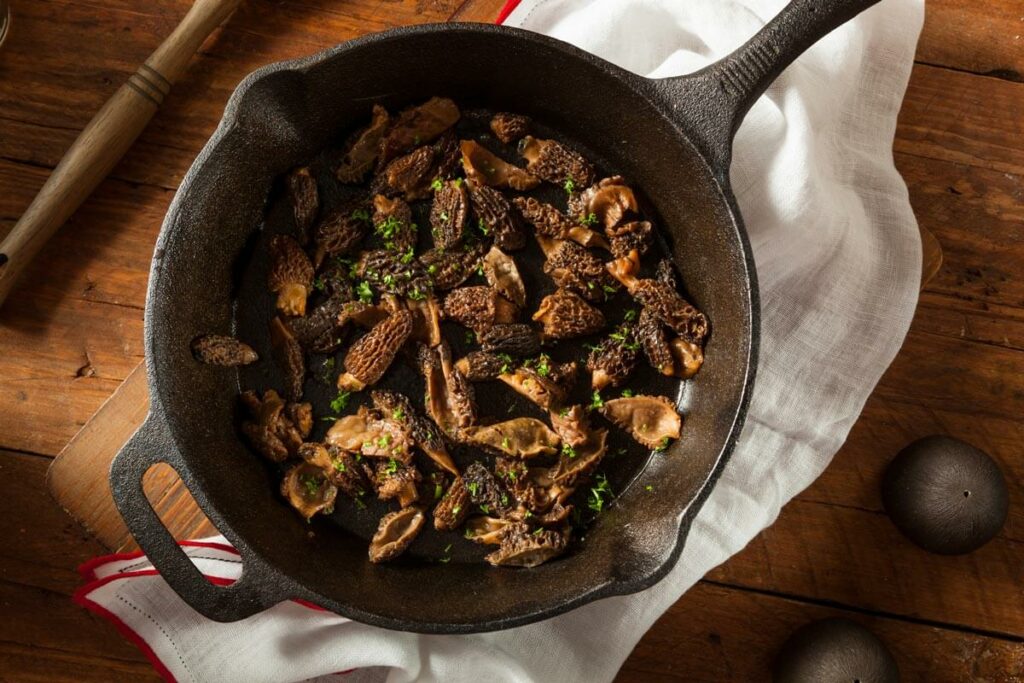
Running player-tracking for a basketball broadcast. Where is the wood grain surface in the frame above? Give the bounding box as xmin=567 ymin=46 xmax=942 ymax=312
xmin=1 ymin=0 xmax=1022 ymax=680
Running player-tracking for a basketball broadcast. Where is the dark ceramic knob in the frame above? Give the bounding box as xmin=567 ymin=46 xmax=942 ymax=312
xmin=882 ymin=435 xmax=1008 ymax=555
xmin=773 ymin=618 xmax=899 ymax=683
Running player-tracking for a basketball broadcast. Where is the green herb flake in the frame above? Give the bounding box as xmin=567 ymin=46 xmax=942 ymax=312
xmin=356 ymin=281 xmax=373 ymax=303
xmin=453 ymin=178 xmax=464 ymax=188
xmin=562 ymin=443 xmax=577 ymax=459
xmin=645 ymin=485 xmax=653 ymax=492
xmin=467 ymin=482 xmax=480 ymax=496
xmin=621 ymin=389 xmax=635 ymax=398
xmin=500 ymin=493 xmax=509 ymax=506
xmin=624 ymin=309 xmax=638 ymax=322
xmin=427 ymin=264 xmax=438 ymax=275
xmin=464 ymin=528 xmax=475 ymax=539
xmin=313 ymin=276 xmax=326 ymax=292
xmin=351 ymin=208 xmax=371 ymax=223
xmin=376 ymin=215 xmax=403 ymax=241
xmin=465 ymin=330 xmax=476 ymax=345
xmin=431 ymin=177 xmax=443 ymax=191
xmin=501 ymin=436 xmax=512 ymax=450
xmin=477 ymin=219 xmax=490 ymax=236
xmin=532 ymin=527 xmax=545 ymax=536
xmin=333 ymin=460 xmax=346 ymax=473
xmin=434 ymin=483 xmax=443 ymax=500
xmin=392 ymin=408 xmax=405 ymax=421
xmin=386 ymin=458 xmax=399 ymax=474
xmin=498 ymin=353 xmax=514 ymax=374
xmin=581 ymin=212 xmax=598 ymax=226
xmin=559 ymin=407 xmax=570 ymax=417
xmin=301 ymin=474 xmax=321 ymax=497
xmin=563 ymin=178 xmax=576 ymax=194
xmin=590 ymin=390 xmax=605 ymax=410
xmin=330 ymin=390 xmax=352 ymax=413
xmin=377 ymin=434 xmax=391 ymax=448
xmin=452 ymin=505 xmax=461 ymax=516
xmin=654 ymin=437 xmax=671 ymax=452
xmin=400 ymin=245 xmax=415 ymax=264
xmin=480 ymin=504 xmax=490 ymax=514
xmin=587 ymin=473 xmax=613 ymax=514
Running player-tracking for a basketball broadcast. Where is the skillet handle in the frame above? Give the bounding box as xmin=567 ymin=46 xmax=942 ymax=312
xmin=654 ymin=0 xmax=883 ymax=171
xmin=110 ymin=408 xmax=276 ymax=622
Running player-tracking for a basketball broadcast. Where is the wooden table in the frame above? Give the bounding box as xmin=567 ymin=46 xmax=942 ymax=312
xmin=1 ymin=1 xmax=1021 ymax=680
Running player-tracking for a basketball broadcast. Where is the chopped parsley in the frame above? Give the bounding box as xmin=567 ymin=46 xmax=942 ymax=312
xmin=562 ymin=443 xmax=577 ymax=459
xmin=301 ymin=474 xmax=321 ymax=497
xmin=506 ymin=470 xmax=518 ymax=482
xmin=453 ymin=178 xmax=463 ymax=188
xmin=392 ymin=408 xmax=405 ymax=421
xmin=400 ymin=245 xmax=415 ymax=264
xmin=500 ymin=493 xmax=509 ymax=506
xmin=621 ymin=389 xmax=635 ymax=398
xmin=477 ymin=219 xmax=490 ymax=236
xmin=427 ymin=263 xmax=438 ymax=275
xmin=434 ymin=483 xmax=443 ymax=500
xmin=385 ymin=458 xmax=399 ymax=474
xmin=558 ymin=407 xmax=570 ymax=417
xmin=654 ymin=437 xmax=671 ymax=452
xmin=501 ymin=437 xmax=512 ymax=450
xmin=532 ymin=527 xmax=545 ymax=536
xmin=464 ymin=528 xmax=476 ymax=539
xmin=376 ymin=215 xmax=403 ymax=241
xmin=480 ymin=504 xmax=490 ymax=514
xmin=407 ymin=287 xmax=427 ymax=301
xmin=645 ymin=485 xmax=653 ymax=492
xmin=312 ymin=276 xmax=326 ymax=292
xmin=590 ymin=390 xmax=605 ymax=410
xmin=465 ymin=330 xmax=476 ymax=345
xmin=356 ymin=280 xmax=373 ymax=303
xmin=333 ymin=460 xmax=346 ymax=473
xmin=438 ymin=543 xmax=453 ymax=563
xmin=351 ymin=208 xmax=371 ymax=223
xmin=563 ymin=178 xmax=576 ymax=194
xmin=587 ymin=473 xmax=613 ymax=514
xmin=467 ymin=482 xmax=480 ymax=496
xmin=377 ymin=434 xmax=391 ymax=448
xmin=330 ymin=390 xmax=352 ymax=413
xmin=624 ymin=309 xmax=638 ymax=322
xmin=497 ymin=353 xmax=514 ymax=374
xmin=452 ymin=505 xmax=461 ymax=516
xmin=431 ymin=177 xmax=443 ymax=191
xmin=581 ymin=212 xmax=599 ymax=226
xmin=533 ymin=353 xmax=551 ymax=378
xmin=353 ymin=496 xmax=367 ymax=510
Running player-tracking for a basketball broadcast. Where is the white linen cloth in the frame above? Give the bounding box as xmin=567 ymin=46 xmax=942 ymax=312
xmin=78 ymin=1 xmax=924 ymax=680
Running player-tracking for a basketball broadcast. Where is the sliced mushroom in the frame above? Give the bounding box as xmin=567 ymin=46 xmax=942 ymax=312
xmin=368 ymin=506 xmax=426 ymax=563
xmin=464 ymin=515 xmax=514 ymax=545
xmin=550 ymin=428 xmax=608 ymax=488
xmin=338 ymin=300 xmax=389 ymax=330
xmin=299 ymin=443 xmax=369 ymax=499
xmin=442 ymin=286 xmax=520 ymax=334
xmin=337 ymin=309 xmax=413 ymax=391
xmin=190 ymin=334 xmax=258 ymax=366
xmin=372 ymin=459 xmax=422 ymax=507
xmin=550 ymin=405 xmax=590 ymax=448
xmin=429 ymin=178 xmax=469 ymax=249
xmin=518 ymin=135 xmax=594 ymax=188
xmin=455 ymin=350 xmax=508 ymax=382
xmin=406 ymin=295 xmax=442 ymax=347
xmin=482 ymin=246 xmax=526 ymax=308
xmin=267 ymin=234 xmax=314 ymax=317
xmin=478 ymin=323 xmax=540 ymax=357
xmin=281 ymin=462 xmax=337 ymax=520
xmin=434 ymin=476 xmax=471 ymax=531
xmin=419 ymin=241 xmax=485 ymax=291
xmin=498 ymin=366 xmax=566 ymax=411
xmin=378 ymin=97 xmax=460 ymax=168
xmin=289 ymin=295 xmax=348 ymax=354
xmin=670 ymin=338 xmax=704 ymax=379
xmin=490 ymin=112 xmax=530 ymax=144
xmin=240 ymin=389 xmax=311 ymax=462
xmin=418 ymin=342 xmax=477 ymax=435
xmin=608 ymin=251 xmax=708 ymax=344
xmin=464 ymin=418 xmax=560 ymax=458
xmin=637 ymin=305 xmax=675 ymax=376
xmin=607 ymin=220 xmax=653 ymax=258
xmin=286 ymin=167 xmax=318 ymax=244
xmin=600 ymin=395 xmax=682 ymax=449
xmin=568 ymin=176 xmax=638 ymax=229
xmin=542 ymin=239 xmax=618 ymax=303
xmin=270 ymin=317 xmax=305 ymax=401
xmin=463 ymin=461 xmax=511 ymax=515
xmin=587 ymin=324 xmax=640 ymax=391
xmin=438 ymin=341 xmax=477 ymax=430
xmin=468 ymin=184 xmax=524 ymax=251
xmin=431 ymin=130 xmax=462 ymax=181
xmin=372 ymin=145 xmax=437 ymax=200
xmin=485 ymin=522 xmax=569 ymax=568
xmin=511 ymin=196 xmax=609 ymax=250
xmin=460 ymin=140 xmax=539 ymax=191
xmin=371 ymin=389 xmax=458 ymax=475
xmin=532 ymin=289 xmax=606 ymax=340
xmin=336 ymin=104 xmax=390 ymax=183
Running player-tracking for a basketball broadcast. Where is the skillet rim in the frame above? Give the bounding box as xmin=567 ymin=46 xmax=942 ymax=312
xmin=137 ymin=21 xmax=760 ymax=632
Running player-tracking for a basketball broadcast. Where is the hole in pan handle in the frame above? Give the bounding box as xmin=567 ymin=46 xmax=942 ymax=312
xmin=649 ymin=0 xmax=884 ymax=174
xmin=109 ymin=404 xmax=279 ymax=622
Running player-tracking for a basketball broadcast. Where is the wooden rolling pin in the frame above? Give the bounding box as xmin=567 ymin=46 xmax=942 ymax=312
xmin=0 ymin=0 xmax=243 ymax=309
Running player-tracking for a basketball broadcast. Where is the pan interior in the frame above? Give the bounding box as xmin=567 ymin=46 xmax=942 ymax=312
xmin=146 ymin=25 xmax=752 ymax=630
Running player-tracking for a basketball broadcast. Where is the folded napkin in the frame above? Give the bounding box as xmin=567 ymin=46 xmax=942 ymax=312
xmin=77 ymin=1 xmax=924 ymax=680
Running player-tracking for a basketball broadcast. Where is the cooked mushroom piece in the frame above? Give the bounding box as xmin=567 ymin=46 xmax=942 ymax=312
xmin=498 ymin=365 xmax=567 ymax=411
xmin=608 ymin=251 xmax=708 ymax=344
xmin=286 ymin=166 xmax=318 ymax=244
xmin=368 ymin=506 xmax=426 ymax=563
xmin=518 ymin=135 xmax=594 ymax=188
xmin=511 ymin=196 xmax=609 ymax=250
xmin=455 ymin=350 xmax=508 ymax=381
xmin=299 ymin=443 xmax=369 ymax=499
xmin=336 ymin=104 xmax=390 ymax=183
xmin=468 ymin=184 xmax=525 ymax=251
xmin=267 ymin=234 xmax=314 ymax=317
xmin=371 ymin=389 xmax=458 ymax=475
xmin=377 ymin=97 xmax=460 ymax=167
xmin=586 ymin=324 xmax=640 ymax=390
xmin=418 ymin=471 xmax=452 ymax=509
xmin=419 ymin=241 xmax=485 ymax=291
xmin=288 ymin=295 xmax=348 ymax=354
xmin=550 ymin=428 xmax=608 ymax=487
xmin=550 ymin=404 xmax=590 ymax=448
xmin=490 ymin=112 xmax=530 ymax=144
xmin=600 ymin=395 xmax=682 ymax=449
xmin=670 ymin=338 xmax=704 ymax=379
xmin=372 ymin=145 xmax=437 ymax=200
xmin=542 ymin=239 xmax=618 ymax=302
xmin=532 ymin=289 xmax=606 ymax=340
xmin=478 ymin=323 xmax=540 ymax=357
xmin=429 ymin=179 xmax=469 ymax=249
xmin=337 ymin=309 xmax=413 ymax=391
xmin=607 ymin=220 xmax=653 ymax=258
xmin=270 ymin=317 xmax=305 ymax=401
xmin=418 ymin=342 xmax=477 ymax=435
xmin=405 ymin=294 xmax=442 ymax=347
xmin=569 ymin=176 xmax=638 ymax=229
xmin=438 ymin=342 xmax=477 ymax=430
xmin=371 ymin=194 xmax=418 ymax=252
xmin=464 ymin=516 xmax=514 ymax=545
xmin=372 ymin=459 xmax=422 ymax=507
xmin=482 ymin=246 xmax=526 ymax=308
xmin=463 ymin=461 xmax=511 ymax=515
xmin=637 ymin=306 xmax=675 ymax=376
xmin=281 ymin=462 xmax=337 ymax=520
xmin=485 ymin=522 xmax=569 ymax=568
xmin=190 ymin=334 xmax=258 ymax=366
xmin=460 ymin=140 xmax=539 ymax=191
xmin=240 ymin=389 xmax=311 ymax=462
xmin=434 ymin=476 xmax=471 ymax=531
xmin=431 ymin=130 xmax=462 ymax=181
xmin=313 ymin=204 xmax=370 ymax=264
xmin=337 ymin=300 xmax=389 ymax=330
xmin=442 ymin=286 xmax=520 ymax=334
xmin=464 ymin=418 xmax=560 ymax=458
xmin=357 ymin=249 xmax=432 ymax=300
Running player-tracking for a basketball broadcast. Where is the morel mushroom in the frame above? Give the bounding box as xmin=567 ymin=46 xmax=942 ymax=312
xmin=314 ymin=202 xmax=370 ymax=258
xmin=337 ymin=309 xmax=413 ymax=391
xmin=512 ymin=196 xmax=608 ymax=250
xmin=485 ymin=522 xmax=569 ymax=568
xmin=670 ymin=338 xmax=704 ymax=379
xmin=289 ymin=296 xmax=348 ymax=354
xmin=532 ymin=289 xmax=606 ymax=340
xmin=431 ymin=130 xmax=462 ymax=181
xmin=463 ymin=461 xmax=511 ymax=515
xmin=550 ymin=404 xmax=590 ymax=448
xmin=499 ymin=364 xmax=568 ymax=411
xmin=281 ymin=462 xmax=337 ymax=520
xmin=460 ymin=140 xmax=539 ymax=191
xmin=338 ymin=300 xmax=389 ymax=330
xmin=368 ymin=506 xmax=426 ymax=563
xmin=372 ymin=145 xmax=437 ymax=200
xmin=357 ymin=249 xmax=431 ymax=300
xmin=490 ymin=112 xmax=530 ymax=144
xmin=240 ymin=389 xmax=311 ymax=462
xmin=406 ymin=295 xmax=443 ymax=347
xmin=419 ymin=241 xmax=484 ymax=291
xmin=607 ymin=220 xmax=653 ymax=258
xmin=372 ymin=459 xmax=422 ymax=507
xmin=600 ymin=395 xmax=682 ymax=449
xmin=482 ymin=246 xmax=526 ymax=308
xmin=371 ymin=194 xmax=417 ymax=252
xmin=418 ymin=343 xmax=477 ymax=435
xmin=270 ymin=317 xmax=305 ymax=401
xmin=637 ymin=306 xmax=675 ymax=376
xmin=300 ymin=443 xmax=369 ymax=498
xmin=550 ymin=428 xmax=608 ymax=488
xmin=455 ymin=350 xmax=508 ymax=381
xmin=336 ymin=104 xmax=390 ymax=183
xmin=464 ymin=418 xmax=560 ymax=458
xmin=464 ymin=515 xmax=515 ymax=544
xmin=542 ymin=239 xmax=618 ymax=303
xmin=372 ymin=389 xmax=458 ymax=474
xmin=190 ymin=334 xmax=258 ymax=367
xmin=434 ymin=476 xmax=471 ymax=531
xmin=267 ymin=234 xmax=314 ymax=317
xmin=378 ymin=97 xmax=460 ymax=167
xmin=608 ymin=251 xmax=708 ymax=344
xmin=568 ymin=176 xmax=638 ymax=229
xmin=429 ymin=179 xmax=470 ymax=249
xmin=478 ymin=323 xmax=540 ymax=357
xmin=519 ymin=136 xmax=594 ymax=189
xmin=442 ymin=286 xmax=520 ymax=334
xmin=586 ymin=324 xmax=640 ymax=391
xmin=325 ymin=407 xmax=413 ymax=463
xmin=469 ymin=184 xmax=525 ymax=251
xmin=286 ymin=166 xmax=318 ymax=244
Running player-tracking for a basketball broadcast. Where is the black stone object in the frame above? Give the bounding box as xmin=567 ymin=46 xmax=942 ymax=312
xmin=773 ymin=618 xmax=900 ymax=683
xmin=882 ymin=435 xmax=1008 ymax=555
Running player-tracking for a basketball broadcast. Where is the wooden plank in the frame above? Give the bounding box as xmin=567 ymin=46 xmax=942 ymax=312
xmin=617 ymin=582 xmax=1024 ymax=682
xmin=916 ymin=0 xmax=1024 ymax=78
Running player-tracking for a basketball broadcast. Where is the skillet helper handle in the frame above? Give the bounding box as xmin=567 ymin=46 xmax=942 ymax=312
xmin=664 ymin=0 xmax=883 ymax=169
xmin=110 ymin=407 xmax=271 ymax=622
xmin=0 ymin=0 xmax=242 ymax=310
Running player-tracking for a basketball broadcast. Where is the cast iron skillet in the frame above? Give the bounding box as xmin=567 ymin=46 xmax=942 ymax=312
xmin=111 ymin=0 xmax=882 ymax=632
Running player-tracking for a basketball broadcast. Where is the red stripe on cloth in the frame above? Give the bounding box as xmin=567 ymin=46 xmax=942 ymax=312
xmin=495 ymin=0 xmax=523 ymax=24
xmin=77 ymin=540 xmax=240 ymax=582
